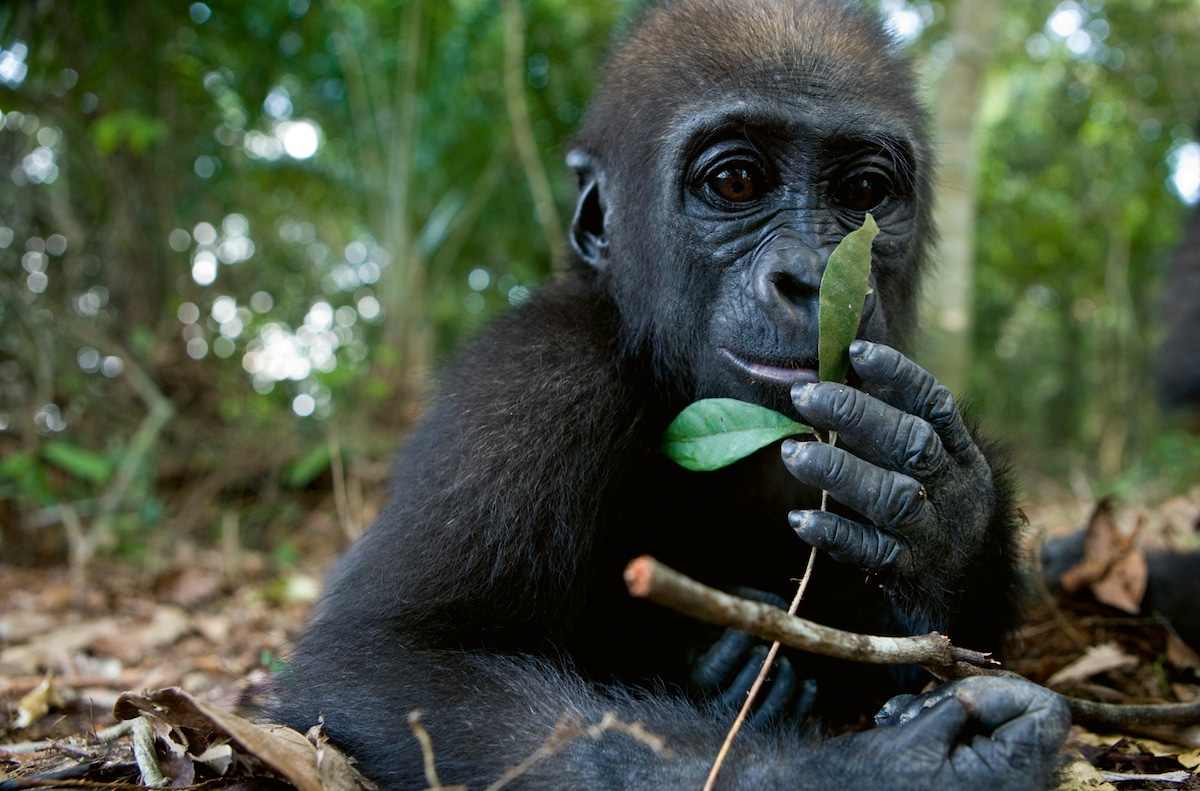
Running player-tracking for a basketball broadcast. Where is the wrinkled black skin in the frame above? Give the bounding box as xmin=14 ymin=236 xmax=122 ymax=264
xmin=273 ymin=1 xmax=1069 ymax=789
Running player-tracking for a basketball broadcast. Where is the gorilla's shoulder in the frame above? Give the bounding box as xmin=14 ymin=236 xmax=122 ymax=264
xmin=461 ymin=274 xmax=627 ymax=370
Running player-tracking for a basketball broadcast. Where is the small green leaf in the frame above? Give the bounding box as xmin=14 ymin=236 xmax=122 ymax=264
xmin=661 ymin=398 xmax=811 ymax=472
xmin=284 ymin=443 xmax=332 ymax=489
xmin=819 ymin=213 xmax=878 ymax=384
xmin=41 ymin=441 xmax=113 ymax=484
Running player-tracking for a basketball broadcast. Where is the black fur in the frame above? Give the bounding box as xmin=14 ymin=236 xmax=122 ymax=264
xmin=272 ymin=2 xmax=1069 ymax=788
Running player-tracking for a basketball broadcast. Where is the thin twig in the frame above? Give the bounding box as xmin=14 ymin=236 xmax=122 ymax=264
xmin=406 ymin=709 xmax=667 ymax=791
xmin=702 ymin=548 xmax=819 ymax=791
xmin=407 ymin=711 xmax=453 ymax=791
xmin=705 ymin=427 xmax=835 ymax=788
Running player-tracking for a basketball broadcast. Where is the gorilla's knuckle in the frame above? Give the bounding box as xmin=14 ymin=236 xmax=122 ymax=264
xmin=829 ymin=518 xmax=857 ymax=551
xmin=902 ymin=421 xmax=943 ymax=472
xmin=881 ymin=478 xmax=925 ymax=526
xmin=923 ymin=384 xmax=959 ymax=429
xmin=834 ymin=389 xmax=874 ymax=431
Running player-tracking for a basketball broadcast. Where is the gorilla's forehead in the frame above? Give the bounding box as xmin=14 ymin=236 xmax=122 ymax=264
xmin=663 ymin=98 xmax=924 ymax=155
xmin=577 ymin=0 xmax=924 ymax=160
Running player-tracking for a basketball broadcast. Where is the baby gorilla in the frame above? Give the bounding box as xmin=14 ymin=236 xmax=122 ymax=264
xmin=273 ymin=1 xmax=1070 ymax=788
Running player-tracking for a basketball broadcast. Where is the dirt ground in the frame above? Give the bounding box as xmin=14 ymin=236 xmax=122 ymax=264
xmin=3 ymin=488 xmax=1200 ymax=790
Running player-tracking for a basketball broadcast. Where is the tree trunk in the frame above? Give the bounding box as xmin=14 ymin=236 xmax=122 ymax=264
xmin=921 ymin=0 xmax=999 ymax=396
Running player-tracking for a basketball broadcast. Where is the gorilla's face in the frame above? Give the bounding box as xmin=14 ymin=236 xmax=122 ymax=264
xmin=573 ymin=95 xmax=922 ymax=417
xmin=568 ymin=1 xmax=932 ymax=418
xmin=675 ymin=100 xmax=920 ymax=415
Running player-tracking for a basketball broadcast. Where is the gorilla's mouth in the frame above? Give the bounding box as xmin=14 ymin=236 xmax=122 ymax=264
xmin=719 ymin=349 xmax=819 ymax=388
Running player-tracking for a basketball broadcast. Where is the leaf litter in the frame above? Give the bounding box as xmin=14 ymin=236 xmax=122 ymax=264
xmin=6 ymin=427 xmax=1200 ymax=787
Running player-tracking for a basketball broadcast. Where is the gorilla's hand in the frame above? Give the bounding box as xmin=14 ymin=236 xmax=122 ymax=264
xmin=690 ymin=589 xmax=817 ymax=723
xmin=781 ymin=340 xmax=996 ymax=622
xmin=813 ymin=676 xmax=1068 ymax=791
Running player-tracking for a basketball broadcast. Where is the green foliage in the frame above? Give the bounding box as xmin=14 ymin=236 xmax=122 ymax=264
xmin=91 ymin=110 xmax=167 ymax=153
xmin=0 ymin=0 xmax=627 ymax=559
xmin=1103 ymin=428 xmax=1200 ymax=502
xmin=3 ymin=0 xmax=1200 ymax=564
xmin=897 ymin=0 xmax=1200 ymax=484
xmin=283 ymin=444 xmax=331 ymax=489
xmin=41 ymin=441 xmax=114 ymax=484
xmin=0 ymin=452 xmax=52 ymax=508
xmin=661 ymin=399 xmax=811 ymax=472
xmin=819 ymin=213 xmax=877 ymax=384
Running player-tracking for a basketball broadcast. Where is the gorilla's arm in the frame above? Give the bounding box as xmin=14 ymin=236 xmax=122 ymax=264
xmin=312 ymin=280 xmax=646 ymax=641
xmin=279 ymin=643 xmax=1067 ymax=791
xmin=275 ymin=290 xmax=1065 ymax=790
xmin=784 ymin=340 xmax=1019 ymax=646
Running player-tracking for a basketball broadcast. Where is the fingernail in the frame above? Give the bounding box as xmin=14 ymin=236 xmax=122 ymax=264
xmin=849 ymin=339 xmax=870 ymax=358
xmin=791 ymin=382 xmax=815 ymax=403
xmin=781 ymin=438 xmax=799 ymax=458
xmin=788 ymin=510 xmax=808 ymax=532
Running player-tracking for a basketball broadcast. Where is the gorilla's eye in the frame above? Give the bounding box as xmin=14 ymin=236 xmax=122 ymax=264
xmin=834 ymin=172 xmax=891 ymax=212
xmin=708 ymin=166 xmax=762 ymax=204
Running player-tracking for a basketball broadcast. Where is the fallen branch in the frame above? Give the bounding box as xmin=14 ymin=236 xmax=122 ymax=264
xmin=624 ymin=555 xmax=995 ymax=673
xmin=623 ymin=555 xmax=1200 ymax=730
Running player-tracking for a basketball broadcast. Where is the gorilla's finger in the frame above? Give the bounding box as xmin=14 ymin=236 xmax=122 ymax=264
xmin=782 ymin=439 xmax=929 ymax=530
xmin=721 ymin=645 xmax=771 ymax=705
xmin=874 ymin=692 xmax=921 ymax=727
xmin=847 ymin=340 xmax=982 ymax=463
xmin=789 ymin=510 xmax=903 ymax=571
xmin=949 ymin=677 xmax=1070 ymax=749
xmin=692 ymin=628 xmax=755 ymax=688
xmin=757 ymin=653 xmax=797 ymax=720
xmin=892 ymin=696 xmax=970 ymax=753
xmin=791 ymin=380 xmax=949 ymax=478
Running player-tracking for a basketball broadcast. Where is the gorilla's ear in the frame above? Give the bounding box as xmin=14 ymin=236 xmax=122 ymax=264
xmin=566 ymin=149 xmax=610 ymax=271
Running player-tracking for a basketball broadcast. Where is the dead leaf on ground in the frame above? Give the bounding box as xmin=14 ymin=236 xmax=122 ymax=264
xmin=1051 ymin=747 xmax=1118 ymax=791
xmin=1047 ymin=643 xmax=1139 ymax=689
xmin=114 ymin=687 xmax=374 ymax=791
xmin=1167 ymin=632 xmax=1200 ymax=670
xmin=12 ymin=674 xmax=63 ymax=730
xmin=1058 ymin=497 xmax=1149 ymax=614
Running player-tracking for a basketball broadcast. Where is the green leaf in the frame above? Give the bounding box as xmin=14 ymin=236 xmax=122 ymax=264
xmin=284 ymin=444 xmax=331 ymax=489
xmin=819 ymin=213 xmax=878 ymax=384
xmin=41 ymin=441 xmax=113 ymax=484
xmin=660 ymin=398 xmax=811 ymax=472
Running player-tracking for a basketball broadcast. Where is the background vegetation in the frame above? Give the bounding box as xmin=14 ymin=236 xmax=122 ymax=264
xmin=1 ymin=0 xmax=1199 ymax=567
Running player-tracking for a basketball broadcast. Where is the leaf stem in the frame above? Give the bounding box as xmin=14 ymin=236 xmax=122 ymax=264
xmin=703 ymin=430 xmax=834 ymax=790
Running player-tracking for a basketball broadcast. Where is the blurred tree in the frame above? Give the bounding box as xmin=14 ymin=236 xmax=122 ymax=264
xmin=923 ymin=0 xmax=999 ymax=396
xmin=0 ymin=0 xmax=625 ymax=562
xmin=2 ymin=0 xmax=1200 ymax=566
xmin=966 ymin=0 xmax=1200 ymax=482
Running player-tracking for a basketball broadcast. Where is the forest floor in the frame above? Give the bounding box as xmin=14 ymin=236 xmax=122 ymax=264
xmin=3 ymin=487 xmax=1200 ymax=790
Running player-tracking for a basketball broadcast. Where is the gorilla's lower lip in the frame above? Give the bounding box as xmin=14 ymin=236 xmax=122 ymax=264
xmin=720 ymin=349 xmax=819 ymax=388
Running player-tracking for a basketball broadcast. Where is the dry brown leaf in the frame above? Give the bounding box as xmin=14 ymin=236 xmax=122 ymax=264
xmin=1090 ymin=547 xmax=1148 ymax=614
xmin=1057 ymin=498 xmax=1150 ymax=613
xmin=1167 ymin=633 xmax=1200 ymax=670
xmin=89 ymin=606 xmax=191 ymax=664
xmin=115 ymin=687 xmax=373 ymax=791
xmin=1059 ymin=500 xmax=1121 ymax=595
xmin=1046 ymin=643 xmax=1139 ymax=689
xmin=1 ymin=620 xmax=118 ymax=675
xmin=1049 ymin=747 xmax=1117 ymax=790
xmin=12 ymin=673 xmax=63 ymax=730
